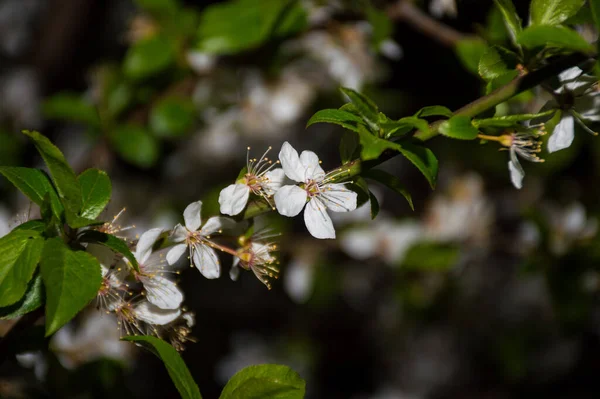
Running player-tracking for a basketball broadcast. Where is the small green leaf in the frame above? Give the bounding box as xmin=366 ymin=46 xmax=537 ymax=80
xmin=78 ymin=169 xmax=112 ymax=220
xmin=517 ymin=25 xmax=594 ymax=53
xmin=455 ymin=38 xmax=489 ymax=75
xmin=415 ymin=105 xmax=453 ymax=118
xmin=306 ymin=109 xmax=364 ymax=132
xmin=109 ymin=124 xmax=159 ymax=168
xmin=14 ymin=220 xmax=46 ymax=233
xmin=219 ymin=364 xmax=305 ymax=399
xmin=0 ymin=167 xmax=64 ymax=220
xmin=150 ymin=97 xmax=196 ymax=138
xmin=0 ymin=273 xmax=44 ymax=319
xmin=0 ymin=229 xmax=43 ymax=307
xmin=368 ymin=190 xmax=380 ymax=220
xmin=439 ymin=115 xmax=479 ymax=140
xmin=357 ymin=125 xmax=400 ymax=160
xmin=473 ymin=110 xmax=555 ymax=127
xmin=383 ymin=116 xmax=430 ymax=139
xmin=124 ymin=35 xmax=175 ymax=79
xmin=363 ymin=169 xmax=413 ymax=210
xmin=122 ymin=336 xmax=202 ymax=399
xmin=22 ymin=131 xmax=82 ymax=216
xmin=339 ymin=87 xmax=380 ymax=132
xmin=78 ymin=230 xmax=140 ymax=273
xmin=42 ymin=93 xmax=100 ymax=128
xmin=530 ymin=0 xmax=585 ymax=26
xmin=478 ymin=46 xmax=518 ymax=81
xmin=403 ymin=242 xmax=459 ymax=271
xmin=40 ymin=237 xmax=102 ymax=336
xmin=493 ymin=0 xmax=522 ymax=47
xmin=339 ymin=130 xmax=360 ymax=164
xmin=396 ymin=142 xmax=439 ymax=189
xmin=350 ymin=176 xmax=370 ymax=208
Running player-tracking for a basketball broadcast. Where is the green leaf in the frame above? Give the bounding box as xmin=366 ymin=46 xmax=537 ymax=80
xmin=78 ymin=169 xmax=112 ymax=220
xmin=134 ymin=0 xmax=179 ymax=17
xmin=42 ymin=93 xmax=101 ymax=128
xmin=403 ymin=242 xmax=459 ymax=271
xmin=219 ymin=364 xmax=305 ymax=399
xmin=14 ymin=220 xmax=46 ymax=233
xmin=0 ymin=229 xmax=43 ymax=307
xmin=350 ymin=176 xmax=370 ymax=208
xmin=339 ymin=87 xmax=380 ymax=132
xmin=455 ymin=39 xmax=489 ymax=75
xmin=357 ymin=125 xmax=400 ymax=160
xmin=40 ymin=237 xmax=102 ymax=336
xmin=415 ymin=105 xmax=453 ymax=118
xmin=517 ymin=25 xmax=594 ymax=53
xmin=339 ymin=130 xmax=360 ymax=164
xmin=439 ymin=115 xmax=479 ymax=140
xmin=473 ymin=110 xmax=555 ymax=127
xmin=368 ymin=190 xmax=380 ymax=220
xmin=591 ymin=0 xmax=600 ymax=27
xmin=530 ymin=0 xmax=585 ymax=26
xmin=122 ymin=336 xmax=202 ymax=399
xmin=123 ymin=35 xmax=175 ymax=79
xmin=306 ymin=109 xmax=365 ymax=132
xmin=396 ymin=142 xmax=439 ymax=189
xmin=478 ymin=46 xmax=518 ymax=81
xmin=493 ymin=0 xmax=522 ymax=47
xmin=383 ymin=116 xmax=430 ymax=139
xmin=197 ymin=0 xmax=306 ymax=54
xmin=150 ymin=97 xmax=196 ymax=138
xmin=363 ymin=169 xmax=414 ymax=210
xmin=109 ymin=124 xmax=159 ymax=168
xmin=0 ymin=273 xmax=44 ymax=319
xmin=0 ymin=167 xmax=64 ymax=219
xmin=366 ymin=5 xmax=393 ymax=49
xmin=78 ymin=230 xmax=140 ymax=273
xmin=22 ymin=131 xmax=82 ymax=217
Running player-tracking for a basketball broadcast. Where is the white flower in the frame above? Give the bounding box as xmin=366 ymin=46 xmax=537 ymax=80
xmin=233 ymin=240 xmax=279 ymax=289
xmin=545 ymin=67 xmax=600 ymax=153
xmin=166 ymin=201 xmax=236 ymax=279
xmin=274 ymin=142 xmax=357 ymax=239
xmin=133 ymin=228 xmax=183 ymax=310
xmin=219 ymin=146 xmax=285 ymax=216
xmin=429 ymin=0 xmax=457 ymax=18
xmin=133 ymin=300 xmax=182 ymax=326
xmin=87 ymin=243 xmax=130 ymax=312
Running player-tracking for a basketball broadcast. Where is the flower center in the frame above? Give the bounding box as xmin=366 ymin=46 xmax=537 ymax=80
xmin=305 ymin=179 xmax=320 ymax=197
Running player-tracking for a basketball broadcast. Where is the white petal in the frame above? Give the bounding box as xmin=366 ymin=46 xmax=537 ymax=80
xmin=319 ymin=183 xmax=358 ymax=212
xmin=135 ymin=228 xmax=163 ymax=264
xmin=230 ymin=264 xmax=240 ymax=281
xmin=548 ymin=114 xmax=575 ymax=153
xmin=279 ymin=141 xmax=305 ymax=182
xmin=166 ymin=243 xmax=187 ymax=265
xmin=508 ymin=154 xmax=525 ymax=190
xmin=263 ymin=168 xmax=286 ymax=195
xmin=218 ymin=184 xmax=250 ymax=216
xmin=299 ymin=150 xmax=325 ymax=181
xmin=183 ymin=201 xmax=202 ymax=231
xmin=134 ymin=301 xmax=181 ymax=325
xmin=558 ymin=67 xmax=583 ymax=83
xmin=202 ymin=216 xmax=237 ymax=236
xmin=171 ymin=224 xmax=187 ymax=243
xmin=192 ymin=244 xmax=220 ymax=279
xmin=304 ymin=198 xmax=335 ymax=239
xmin=274 ymin=185 xmax=307 ymax=217
xmin=141 ymin=275 xmax=183 ymax=310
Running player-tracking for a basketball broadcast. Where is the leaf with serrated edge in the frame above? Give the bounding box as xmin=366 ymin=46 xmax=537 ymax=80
xmin=78 ymin=169 xmax=112 ymax=219
xmin=0 ymin=230 xmax=43 ymax=307
xmin=219 ymin=364 xmax=305 ymax=399
xmin=493 ymin=0 xmax=522 ymax=47
xmin=530 ymin=0 xmax=585 ymax=26
xmin=517 ymin=25 xmax=593 ymax=53
xmin=40 ymin=237 xmax=102 ymax=335
xmin=122 ymin=336 xmax=202 ymax=399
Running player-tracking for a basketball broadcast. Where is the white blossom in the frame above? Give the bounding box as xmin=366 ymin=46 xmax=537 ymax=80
xmin=233 ymin=240 xmax=279 ymax=289
xmin=492 ymin=127 xmax=545 ymax=189
xmin=429 ymin=0 xmax=457 ymax=18
xmin=219 ymin=146 xmax=285 ymax=216
xmin=167 ymin=201 xmax=236 ymax=279
xmin=274 ymin=142 xmax=357 ymax=239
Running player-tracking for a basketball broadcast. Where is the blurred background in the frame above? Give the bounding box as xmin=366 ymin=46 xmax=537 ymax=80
xmin=1 ymin=0 xmax=600 ymax=398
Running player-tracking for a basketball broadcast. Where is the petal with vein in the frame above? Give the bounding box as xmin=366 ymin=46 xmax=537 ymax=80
xmin=320 ymin=183 xmax=358 ymax=212
xmin=508 ymin=150 xmax=525 ymax=189
xmin=135 ymin=228 xmax=163 ymax=264
xmin=263 ymin=168 xmax=286 ymax=195
xmin=304 ymin=198 xmax=335 ymax=239
xmin=183 ymin=201 xmax=202 ymax=231
xmin=548 ymin=114 xmax=574 ymax=153
xmin=299 ymin=150 xmax=325 ymax=181
xmin=166 ymin=243 xmax=187 ymax=266
xmin=274 ymin=185 xmax=307 ymax=217
xmin=142 ymin=275 xmax=183 ymax=310
xmin=135 ymin=301 xmax=181 ymax=325
xmin=279 ymin=141 xmax=305 ymax=182
xmin=218 ymin=184 xmax=250 ymax=216
xmin=202 ymin=216 xmax=237 ymax=236
xmin=192 ymin=244 xmax=220 ymax=279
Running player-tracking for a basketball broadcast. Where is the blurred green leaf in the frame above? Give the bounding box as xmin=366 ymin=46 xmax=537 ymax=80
xmin=0 ymin=167 xmax=64 ymax=220
xmin=478 ymin=46 xmax=518 ymax=81
xmin=0 ymin=273 xmax=44 ymax=319
xmin=306 ymin=109 xmax=364 ymax=132
xmin=455 ymin=38 xmax=489 ymax=75
xmin=219 ymin=364 xmax=305 ymax=399
xmin=368 ymin=190 xmax=380 ymax=220
xmin=517 ymin=25 xmax=594 ymax=53
xmin=106 ymin=82 xmax=134 ymax=119
xmin=403 ymin=242 xmax=459 ymax=271
xmin=439 ymin=115 xmax=479 ymax=140
xmin=122 ymin=336 xmax=202 ymax=399
xmin=109 ymin=124 xmax=159 ymax=168
xmin=22 ymin=131 xmax=82 ymax=218
xmin=78 ymin=169 xmax=112 ymax=220
xmin=78 ymin=230 xmax=140 ymax=273
xmin=415 ymin=105 xmax=453 ymax=118
xmin=363 ymin=169 xmax=413 ymax=210
xmin=493 ymin=0 xmax=522 ymax=46
xmin=340 ymin=87 xmax=380 ymax=132
xmin=530 ymin=0 xmax=585 ymax=26
xmin=42 ymin=93 xmax=100 ymax=128
xmin=134 ymin=0 xmax=179 ymax=17
xmin=339 ymin=130 xmax=360 ymax=164
xmin=124 ymin=35 xmax=175 ymax=79
xmin=366 ymin=5 xmax=393 ymax=49
xmin=197 ymin=0 xmax=307 ymax=54
xmin=150 ymin=97 xmax=196 ymax=138
xmin=0 ymin=229 xmax=43 ymax=307
xmin=41 ymin=237 xmax=102 ymax=336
